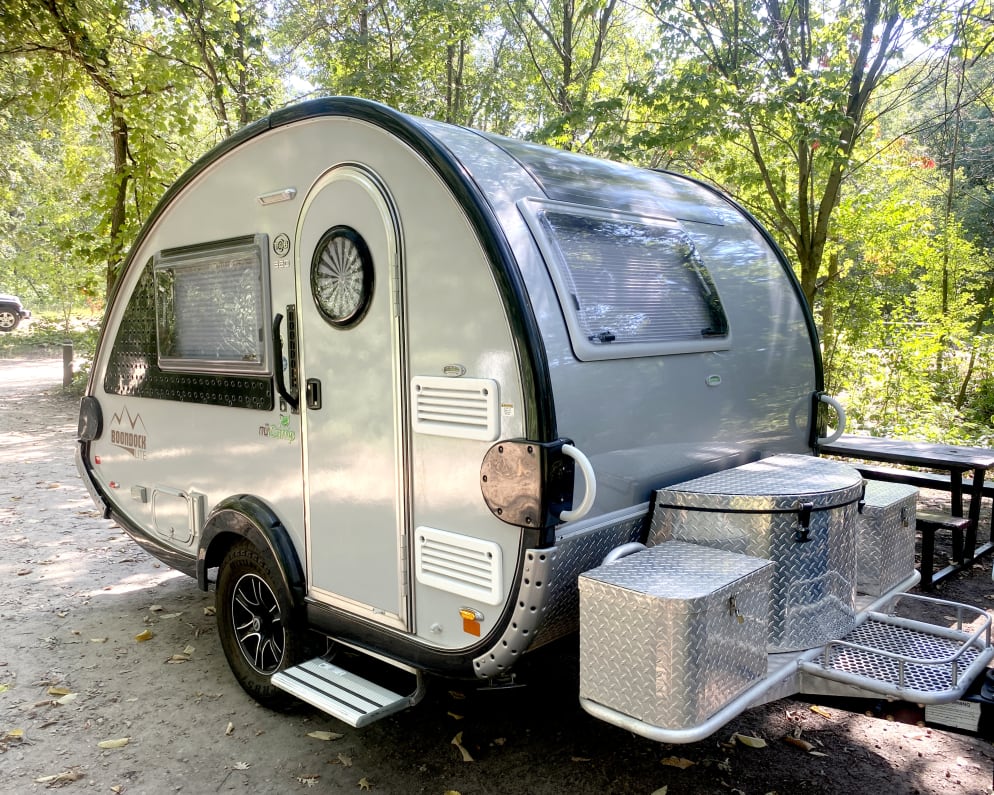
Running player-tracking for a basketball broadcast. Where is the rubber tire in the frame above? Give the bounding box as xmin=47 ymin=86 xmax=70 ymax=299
xmin=215 ymin=540 xmax=306 ymax=710
xmin=0 ymin=310 xmax=19 ymax=332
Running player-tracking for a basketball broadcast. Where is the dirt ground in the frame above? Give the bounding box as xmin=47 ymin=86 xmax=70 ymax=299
xmin=1 ymin=355 xmax=993 ymax=795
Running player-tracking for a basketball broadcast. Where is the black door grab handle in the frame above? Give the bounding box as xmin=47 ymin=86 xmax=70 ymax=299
xmin=273 ymin=313 xmax=299 ymax=410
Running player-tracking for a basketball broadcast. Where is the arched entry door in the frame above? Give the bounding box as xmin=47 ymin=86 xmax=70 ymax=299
xmin=295 ymin=164 xmax=409 ymax=632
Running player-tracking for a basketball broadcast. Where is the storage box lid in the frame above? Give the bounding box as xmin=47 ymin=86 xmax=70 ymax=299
xmin=580 ymin=540 xmax=772 ymax=600
xmin=861 ymin=479 xmax=918 ymax=508
xmin=653 ymin=454 xmax=864 ymax=512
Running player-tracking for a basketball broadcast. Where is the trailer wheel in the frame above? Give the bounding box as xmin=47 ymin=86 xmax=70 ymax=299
xmin=216 ymin=540 xmax=305 ymax=710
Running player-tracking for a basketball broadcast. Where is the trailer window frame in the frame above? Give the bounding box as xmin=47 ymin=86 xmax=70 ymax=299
xmin=520 ymin=199 xmax=730 ymax=361
xmin=152 ymin=234 xmax=273 ymax=376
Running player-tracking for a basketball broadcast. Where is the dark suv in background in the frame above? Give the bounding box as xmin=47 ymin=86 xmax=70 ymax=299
xmin=0 ymin=293 xmax=31 ymax=331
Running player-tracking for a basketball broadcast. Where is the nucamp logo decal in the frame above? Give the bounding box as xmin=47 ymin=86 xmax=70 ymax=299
xmin=110 ymin=406 xmax=149 ymax=459
xmin=259 ymin=413 xmax=296 ymax=443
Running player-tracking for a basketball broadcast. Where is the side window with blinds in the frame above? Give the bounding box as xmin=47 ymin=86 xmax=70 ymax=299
xmin=522 ymin=200 xmax=729 ymax=361
xmin=154 ymin=235 xmax=271 ymax=375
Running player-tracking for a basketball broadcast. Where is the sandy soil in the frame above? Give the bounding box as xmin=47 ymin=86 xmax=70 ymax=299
xmin=1 ymin=355 xmax=993 ymax=794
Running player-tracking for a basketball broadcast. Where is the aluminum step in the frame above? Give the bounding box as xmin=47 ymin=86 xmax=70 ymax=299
xmin=799 ymin=594 xmax=994 ymax=704
xmin=271 ymin=657 xmax=422 ymax=728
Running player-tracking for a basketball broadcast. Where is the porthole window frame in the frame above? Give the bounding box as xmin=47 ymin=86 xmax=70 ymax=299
xmin=310 ymin=225 xmax=375 ymax=329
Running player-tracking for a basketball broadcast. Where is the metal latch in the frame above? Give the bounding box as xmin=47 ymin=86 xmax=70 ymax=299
xmin=794 ymin=501 xmax=814 ymax=543
xmin=728 ymin=596 xmax=744 ymax=624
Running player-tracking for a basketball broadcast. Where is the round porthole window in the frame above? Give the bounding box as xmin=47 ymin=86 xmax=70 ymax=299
xmin=310 ymin=226 xmax=374 ymax=328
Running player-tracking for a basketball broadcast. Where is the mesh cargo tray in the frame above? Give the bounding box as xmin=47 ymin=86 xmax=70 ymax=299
xmin=800 ymin=593 xmax=993 ymax=703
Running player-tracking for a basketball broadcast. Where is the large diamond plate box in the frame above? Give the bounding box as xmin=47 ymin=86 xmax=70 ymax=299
xmin=857 ymin=481 xmax=918 ymax=596
xmin=648 ymin=454 xmax=863 ymax=652
xmin=579 ymin=540 xmax=772 ymax=730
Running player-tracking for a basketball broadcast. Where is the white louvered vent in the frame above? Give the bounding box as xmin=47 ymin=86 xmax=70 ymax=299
xmin=415 ymin=527 xmax=503 ymax=605
xmin=411 ymin=376 xmax=499 ymax=441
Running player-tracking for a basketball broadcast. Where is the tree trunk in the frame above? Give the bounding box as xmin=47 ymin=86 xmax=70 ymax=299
xmin=106 ymin=95 xmax=131 ymax=295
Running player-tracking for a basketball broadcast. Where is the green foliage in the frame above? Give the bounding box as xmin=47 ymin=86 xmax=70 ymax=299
xmin=4 ymin=0 xmax=994 ymax=444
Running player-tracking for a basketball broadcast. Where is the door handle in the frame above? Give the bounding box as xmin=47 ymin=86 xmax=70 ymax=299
xmin=306 ymin=378 xmax=322 ymax=410
xmin=272 ymin=313 xmax=299 ymax=411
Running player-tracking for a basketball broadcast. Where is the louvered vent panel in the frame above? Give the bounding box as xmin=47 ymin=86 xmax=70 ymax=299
xmin=411 ymin=376 xmax=499 ymax=441
xmin=415 ymin=527 xmax=503 ymax=605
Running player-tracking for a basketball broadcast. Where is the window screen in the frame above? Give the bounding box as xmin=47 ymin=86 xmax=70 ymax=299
xmin=154 ymin=235 xmax=270 ymax=374
xmin=526 ymin=202 xmax=729 ymax=360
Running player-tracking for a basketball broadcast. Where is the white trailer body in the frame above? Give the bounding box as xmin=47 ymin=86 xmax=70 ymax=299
xmin=77 ymin=98 xmax=992 ymax=739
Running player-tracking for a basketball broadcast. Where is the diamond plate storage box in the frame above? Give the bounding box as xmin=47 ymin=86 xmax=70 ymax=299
xmin=857 ymin=481 xmax=918 ymax=596
xmin=648 ymin=454 xmax=864 ymax=652
xmin=579 ymin=540 xmax=773 ymax=730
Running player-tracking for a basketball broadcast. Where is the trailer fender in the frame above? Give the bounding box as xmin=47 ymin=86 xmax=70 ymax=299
xmin=197 ymin=495 xmax=305 ymax=609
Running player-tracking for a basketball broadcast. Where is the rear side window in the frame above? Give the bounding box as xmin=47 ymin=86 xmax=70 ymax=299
xmin=522 ymin=200 xmax=729 ymax=361
xmin=153 ymin=235 xmax=271 ymax=374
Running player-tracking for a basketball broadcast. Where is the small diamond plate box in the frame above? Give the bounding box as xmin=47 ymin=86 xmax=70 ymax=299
xmin=857 ymin=481 xmax=918 ymax=596
xmin=579 ymin=540 xmax=772 ymax=730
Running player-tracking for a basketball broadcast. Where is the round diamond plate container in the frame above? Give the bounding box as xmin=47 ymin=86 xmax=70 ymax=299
xmin=649 ymin=454 xmax=864 ymax=652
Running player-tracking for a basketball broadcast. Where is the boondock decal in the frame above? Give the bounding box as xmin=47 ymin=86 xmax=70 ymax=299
xmin=109 ymin=406 xmax=149 ymax=459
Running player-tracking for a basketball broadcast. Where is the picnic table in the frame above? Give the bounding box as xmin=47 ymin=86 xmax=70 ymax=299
xmin=821 ymin=434 xmax=994 ymax=585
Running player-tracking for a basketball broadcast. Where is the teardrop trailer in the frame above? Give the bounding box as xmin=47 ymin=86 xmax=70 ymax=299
xmin=76 ymin=97 xmax=994 ymax=742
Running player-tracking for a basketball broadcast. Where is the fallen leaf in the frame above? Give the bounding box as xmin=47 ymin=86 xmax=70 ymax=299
xmin=149 ymin=605 xmax=163 ymax=613
xmin=134 ymin=629 xmax=154 ymax=642
xmin=0 ymin=684 xmax=8 ymax=693
xmin=183 ymin=645 xmax=195 ymax=656
xmin=306 ymin=730 xmax=344 ymax=741
xmin=809 ymin=751 xmax=829 ymax=757
xmin=784 ymin=736 xmax=815 ymax=752
xmin=493 ymin=737 xmax=506 ymax=746
xmin=296 ymin=775 xmax=320 ymax=787
xmin=225 ymin=722 xmax=234 ymax=736
xmin=90 ymin=638 xmax=108 ymax=643
xmin=55 ymin=693 xmax=77 ymax=705
xmin=203 ymin=606 xmax=216 ymax=616
xmin=47 ymin=687 xmax=71 ymax=697
xmin=34 ymin=769 xmax=83 ymax=786
xmin=451 ymin=731 xmax=474 ymax=762
xmin=98 ymin=737 xmax=130 ymax=749
xmin=4 ymin=729 xmax=24 ymax=741
xmin=232 ymin=762 xmax=250 ymax=770
xmin=158 ymin=612 xmax=183 ymax=620
xmin=166 ymin=654 xmax=190 ymax=664
xmin=337 ymin=752 xmax=353 ymax=767
xmin=447 ymin=712 xmax=464 ymax=720
xmin=443 ymin=791 xmax=462 ymax=795
xmin=809 ymin=705 xmax=833 ymax=719
xmin=571 ymin=756 xmax=591 ymax=762
xmin=16 ymin=569 xmax=32 ymax=576
xmin=448 ymin=690 xmax=466 ymax=700
xmin=651 ymin=788 xmax=669 ymax=795
xmin=111 ymin=786 xmax=123 ymax=794
xmin=661 ymin=756 xmax=694 ymax=769
xmin=732 ymin=733 xmax=767 ymax=748
xmin=358 ymin=777 xmax=373 ymax=790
